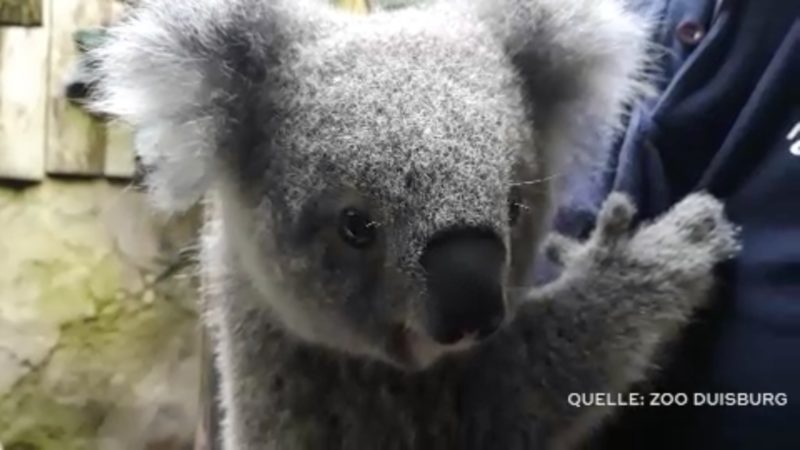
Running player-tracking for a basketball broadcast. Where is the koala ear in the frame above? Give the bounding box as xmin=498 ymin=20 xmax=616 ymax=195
xmin=90 ymin=0 xmax=334 ymax=211
xmin=476 ymin=0 xmax=652 ymax=175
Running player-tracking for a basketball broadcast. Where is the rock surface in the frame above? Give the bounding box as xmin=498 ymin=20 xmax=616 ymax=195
xmin=0 ymin=180 xmax=201 ymax=450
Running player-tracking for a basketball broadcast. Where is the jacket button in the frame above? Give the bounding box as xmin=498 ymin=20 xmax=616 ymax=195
xmin=677 ymin=20 xmax=706 ymax=46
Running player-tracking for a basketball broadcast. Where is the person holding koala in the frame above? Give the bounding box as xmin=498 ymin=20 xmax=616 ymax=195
xmin=90 ymin=0 xmax=749 ymax=449
xmin=542 ymin=0 xmax=799 ymax=449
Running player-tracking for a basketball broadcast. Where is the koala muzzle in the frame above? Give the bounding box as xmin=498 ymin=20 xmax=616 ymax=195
xmin=420 ymin=229 xmax=506 ymax=345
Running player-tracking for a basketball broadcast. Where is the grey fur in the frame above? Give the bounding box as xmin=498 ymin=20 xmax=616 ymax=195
xmin=90 ymin=0 xmax=739 ymax=448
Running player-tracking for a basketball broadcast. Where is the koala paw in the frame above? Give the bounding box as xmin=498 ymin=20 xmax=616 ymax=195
xmin=630 ymin=192 xmax=741 ymax=273
xmin=544 ymin=192 xmax=740 ymax=312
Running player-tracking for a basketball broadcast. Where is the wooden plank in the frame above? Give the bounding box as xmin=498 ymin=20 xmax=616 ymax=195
xmin=0 ymin=0 xmax=42 ymax=26
xmin=102 ymin=0 xmax=135 ymax=179
xmin=0 ymin=11 xmax=49 ymax=181
xmin=336 ymin=0 xmax=370 ymax=14
xmin=104 ymin=121 xmax=135 ymax=178
xmin=45 ymin=0 xmax=112 ymax=177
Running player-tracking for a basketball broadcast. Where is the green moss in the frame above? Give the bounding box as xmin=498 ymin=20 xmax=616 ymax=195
xmin=23 ymin=259 xmax=98 ymax=324
xmin=0 ymin=295 xmax=195 ymax=450
xmin=0 ymin=373 xmax=99 ymax=450
xmin=0 ymin=181 xmax=200 ymax=449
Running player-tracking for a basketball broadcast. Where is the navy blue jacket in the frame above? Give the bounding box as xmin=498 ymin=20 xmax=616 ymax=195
xmin=548 ymin=1 xmax=800 ymax=449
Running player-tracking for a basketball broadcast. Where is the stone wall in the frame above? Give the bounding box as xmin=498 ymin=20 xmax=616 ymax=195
xmin=0 ymin=180 xmax=202 ymax=450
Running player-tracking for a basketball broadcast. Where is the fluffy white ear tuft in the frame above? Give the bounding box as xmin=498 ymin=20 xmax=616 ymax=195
xmin=476 ymin=0 xmax=654 ymax=176
xmin=89 ymin=0 xmax=332 ymax=212
xmin=89 ymin=1 xmax=224 ymax=211
xmin=130 ymin=119 xmax=216 ymax=212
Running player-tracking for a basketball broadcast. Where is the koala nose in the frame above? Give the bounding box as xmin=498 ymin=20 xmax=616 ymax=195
xmin=420 ymin=228 xmax=506 ymax=345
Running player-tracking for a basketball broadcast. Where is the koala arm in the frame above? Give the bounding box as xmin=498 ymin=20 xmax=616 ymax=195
xmin=462 ymin=193 xmax=739 ymax=450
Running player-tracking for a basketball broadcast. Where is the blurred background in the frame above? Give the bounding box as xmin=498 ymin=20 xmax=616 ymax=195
xmin=0 ymin=1 xmax=416 ymax=449
xmin=0 ymin=1 xmax=205 ymax=449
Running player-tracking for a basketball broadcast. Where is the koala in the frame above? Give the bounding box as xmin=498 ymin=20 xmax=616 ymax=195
xmin=90 ymin=0 xmax=740 ymax=449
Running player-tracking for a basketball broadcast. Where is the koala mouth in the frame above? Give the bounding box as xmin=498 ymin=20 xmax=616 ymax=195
xmin=386 ymin=324 xmax=477 ymax=371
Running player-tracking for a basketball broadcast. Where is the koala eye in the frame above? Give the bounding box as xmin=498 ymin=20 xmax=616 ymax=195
xmin=338 ymin=208 xmax=377 ymax=249
xmin=508 ymin=188 xmax=523 ymax=226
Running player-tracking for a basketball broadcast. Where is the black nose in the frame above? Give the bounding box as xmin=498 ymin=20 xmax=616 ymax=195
xmin=420 ymin=228 xmax=506 ymax=345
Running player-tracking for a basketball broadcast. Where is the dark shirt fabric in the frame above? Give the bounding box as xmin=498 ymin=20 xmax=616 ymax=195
xmin=547 ymin=0 xmax=800 ymax=449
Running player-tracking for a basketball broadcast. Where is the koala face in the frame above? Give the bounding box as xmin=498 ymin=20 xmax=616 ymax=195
xmin=93 ymin=0 xmax=648 ymax=370
xmin=218 ymin=11 xmax=550 ymax=369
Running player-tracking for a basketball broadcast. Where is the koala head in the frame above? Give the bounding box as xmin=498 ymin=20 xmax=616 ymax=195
xmin=92 ymin=0 xmax=648 ymax=370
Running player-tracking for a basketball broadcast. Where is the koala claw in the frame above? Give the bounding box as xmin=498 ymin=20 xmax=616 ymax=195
xmin=591 ymin=192 xmax=637 ymax=245
xmin=542 ymin=193 xmax=636 ymax=268
xmin=543 ymin=233 xmax=580 ymax=267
